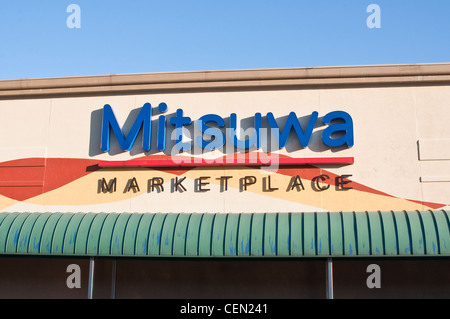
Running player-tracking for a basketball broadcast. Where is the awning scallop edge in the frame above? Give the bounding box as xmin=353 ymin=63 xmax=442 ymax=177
xmin=0 ymin=211 xmax=448 ymax=258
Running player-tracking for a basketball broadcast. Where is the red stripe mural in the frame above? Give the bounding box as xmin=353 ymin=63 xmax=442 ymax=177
xmin=0 ymin=154 xmax=445 ymax=210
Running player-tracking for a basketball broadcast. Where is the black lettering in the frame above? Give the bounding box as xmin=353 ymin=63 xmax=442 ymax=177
xmin=99 ymin=177 xmax=117 ymax=193
xmin=240 ymin=176 xmax=257 ymax=191
xmin=148 ymin=177 xmax=164 ymax=192
xmin=197 ymin=176 xmax=210 ymax=192
xmin=172 ymin=176 xmax=187 ymax=192
xmin=126 ymin=177 xmax=140 ymax=193
xmin=263 ymin=175 xmax=278 ymax=192
xmin=336 ymin=174 xmax=353 ymax=190
xmin=288 ymin=175 xmax=304 ymax=191
xmin=217 ymin=176 xmax=233 ymax=192
xmin=312 ymin=174 xmax=330 ymax=191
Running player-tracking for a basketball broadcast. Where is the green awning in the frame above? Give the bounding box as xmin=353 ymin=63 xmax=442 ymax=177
xmin=0 ymin=211 xmax=448 ymax=257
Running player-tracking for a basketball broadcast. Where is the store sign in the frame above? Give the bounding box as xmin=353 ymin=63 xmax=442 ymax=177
xmin=100 ymin=102 xmax=354 ymax=153
xmin=96 ymin=102 xmax=358 ymax=203
xmin=99 ymin=174 xmax=353 ymax=194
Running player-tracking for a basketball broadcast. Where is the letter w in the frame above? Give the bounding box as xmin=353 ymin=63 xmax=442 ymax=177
xmin=267 ymin=111 xmax=318 ymax=148
xmin=101 ymin=103 xmax=152 ymax=152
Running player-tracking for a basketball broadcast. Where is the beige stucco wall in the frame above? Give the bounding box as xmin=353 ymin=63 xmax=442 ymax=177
xmin=0 ymin=64 xmax=448 ymax=213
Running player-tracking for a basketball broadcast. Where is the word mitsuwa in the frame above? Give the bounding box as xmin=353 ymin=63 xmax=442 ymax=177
xmin=100 ymin=102 xmax=354 ymax=152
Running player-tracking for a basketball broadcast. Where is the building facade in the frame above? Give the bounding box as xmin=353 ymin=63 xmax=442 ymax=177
xmin=0 ymin=63 xmax=448 ymax=299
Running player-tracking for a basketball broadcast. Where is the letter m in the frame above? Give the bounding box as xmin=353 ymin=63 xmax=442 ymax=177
xmin=101 ymin=103 xmax=152 ymax=152
xmin=100 ymin=178 xmax=117 ymax=193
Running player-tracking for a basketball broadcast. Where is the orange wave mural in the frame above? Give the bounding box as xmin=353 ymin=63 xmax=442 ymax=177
xmin=0 ymin=154 xmax=446 ymax=212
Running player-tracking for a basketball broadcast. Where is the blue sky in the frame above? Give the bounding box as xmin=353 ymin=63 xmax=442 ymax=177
xmin=0 ymin=1 xmax=449 ymax=80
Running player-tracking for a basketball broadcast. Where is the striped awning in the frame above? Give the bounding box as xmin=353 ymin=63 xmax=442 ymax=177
xmin=0 ymin=211 xmax=448 ymax=257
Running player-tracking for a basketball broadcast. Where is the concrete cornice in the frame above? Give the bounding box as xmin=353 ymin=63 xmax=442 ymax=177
xmin=1 ymin=63 xmax=450 ymax=98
